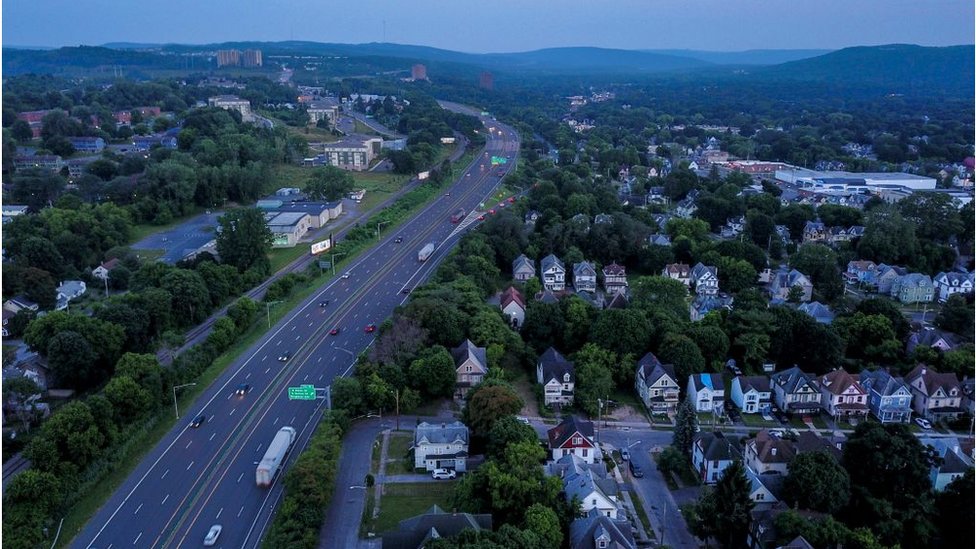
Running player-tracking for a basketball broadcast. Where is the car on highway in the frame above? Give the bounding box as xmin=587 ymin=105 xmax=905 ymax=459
xmin=235 ymin=384 xmax=250 ymax=397
xmin=330 ymin=327 xmax=340 ymax=336
xmin=190 ymin=414 xmax=207 ymax=428
xmin=341 ymin=272 xmax=351 ymax=279
xmin=431 ymin=468 xmax=457 ymax=480
xmin=395 ymin=236 xmax=403 ymax=243
xmin=319 ymin=300 xmax=329 ymax=307
xmin=915 ymin=417 xmax=933 ymax=430
xmin=629 ymin=461 xmax=644 ymax=478
xmin=365 ymin=324 xmax=377 ymax=333
xmin=203 ymin=524 xmax=222 ymax=546
xmin=278 ymin=352 xmax=291 ymax=362
xmin=620 ymin=448 xmax=631 ymax=461
xmin=508 ymin=197 xmax=516 ymax=203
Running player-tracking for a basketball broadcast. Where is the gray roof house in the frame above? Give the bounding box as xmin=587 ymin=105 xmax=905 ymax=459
xmin=452 ymin=340 xmax=488 ymax=400
xmin=541 ymin=254 xmax=567 ymax=291
xmin=919 ymin=437 xmax=975 ymax=491
xmin=569 ymin=508 xmax=636 ymax=549
xmin=770 ymin=367 xmax=821 ymax=415
xmin=692 ymin=431 xmax=741 ymax=484
xmin=573 ymin=261 xmax=598 ymax=294
xmin=381 ymin=505 xmax=492 ymax=549
xmin=768 ymin=268 xmax=813 ymax=302
xmin=537 ymin=347 xmax=575 ymax=406
xmin=512 ymin=254 xmax=536 ymax=282
xmin=563 ymin=467 xmax=620 ymax=519
xmin=690 ymin=262 xmax=719 ymax=296
xmin=414 ymin=421 xmax=470 ymax=472
xmin=635 ymin=353 xmax=679 ymax=414
xmin=859 ymin=369 xmax=913 ymax=424
xmin=890 ymin=273 xmax=935 ymax=304
xmin=797 ymin=301 xmax=834 ymax=323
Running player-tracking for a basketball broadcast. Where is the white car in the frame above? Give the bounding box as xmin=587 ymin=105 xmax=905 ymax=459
xmin=203 ymin=524 xmax=222 ymax=546
xmin=341 ymin=272 xmax=350 ymax=279
xmin=515 ymin=416 xmax=530 ymax=425
xmin=431 ymin=468 xmax=457 ymax=480
xmin=915 ymin=417 xmax=933 ymax=430
xmin=620 ymin=448 xmax=631 ymax=461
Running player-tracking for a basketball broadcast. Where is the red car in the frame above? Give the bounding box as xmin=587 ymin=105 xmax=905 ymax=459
xmin=478 ymin=215 xmax=486 ymax=221
xmin=365 ymin=324 xmax=377 ymax=333
xmin=329 ymin=327 xmax=340 ymax=335
xmin=488 ymin=209 xmax=496 ymax=215
xmin=508 ymin=197 xmax=516 ymax=203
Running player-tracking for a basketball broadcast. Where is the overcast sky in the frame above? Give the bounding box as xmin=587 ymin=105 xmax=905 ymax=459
xmin=3 ymin=0 xmax=973 ymax=52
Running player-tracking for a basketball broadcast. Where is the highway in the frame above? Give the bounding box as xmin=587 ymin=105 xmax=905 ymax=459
xmin=72 ymin=109 xmax=519 ymax=549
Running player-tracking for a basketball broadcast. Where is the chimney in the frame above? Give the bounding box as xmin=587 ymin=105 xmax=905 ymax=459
xmin=921 ymin=368 xmax=927 ymax=376
xmin=771 ymin=447 xmax=777 ymax=456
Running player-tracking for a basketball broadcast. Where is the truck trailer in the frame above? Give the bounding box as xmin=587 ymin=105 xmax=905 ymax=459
xmin=255 ymin=426 xmax=297 ymax=488
xmin=418 ymin=242 xmax=435 ymax=262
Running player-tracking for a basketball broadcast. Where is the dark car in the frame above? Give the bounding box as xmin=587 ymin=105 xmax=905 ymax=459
xmin=330 ymin=327 xmax=340 ymax=335
xmin=190 ymin=414 xmax=207 ymax=428
xmin=319 ymin=300 xmax=329 ymax=307
xmin=278 ymin=352 xmax=291 ymax=362
xmin=394 ymin=236 xmax=403 ymax=243
xmin=629 ymin=461 xmax=644 ymax=478
xmin=235 ymin=383 xmax=250 ymax=397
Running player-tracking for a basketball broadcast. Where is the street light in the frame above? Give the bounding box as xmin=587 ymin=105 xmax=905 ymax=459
xmin=265 ymin=300 xmax=283 ymax=328
xmin=331 ymin=252 xmax=346 ymax=276
xmin=376 ymin=221 xmax=389 ymax=241
xmin=389 ymin=387 xmax=401 ymax=431
xmin=173 ymin=383 xmax=197 ymax=419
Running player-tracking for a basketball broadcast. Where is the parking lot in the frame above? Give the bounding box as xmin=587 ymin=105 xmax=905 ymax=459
xmin=131 ymin=210 xmax=222 ymax=264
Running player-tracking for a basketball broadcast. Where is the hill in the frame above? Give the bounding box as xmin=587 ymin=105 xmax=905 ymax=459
xmin=646 ymin=48 xmax=832 ymax=65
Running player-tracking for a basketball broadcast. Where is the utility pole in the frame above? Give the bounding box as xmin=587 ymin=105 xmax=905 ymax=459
xmin=265 ymin=300 xmax=283 ymax=328
xmin=172 ymin=383 xmax=197 ymax=419
xmin=390 ymin=387 xmax=401 ymax=431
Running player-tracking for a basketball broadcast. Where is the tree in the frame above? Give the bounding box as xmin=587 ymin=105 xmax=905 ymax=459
xmin=160 ymin=269 xmax=211 ymax=326
xmin=672 ymin=399 xmax=698 ymax=458
xmin=630 ymin=275 xmax=689 ymax=321
xmin=573 ymin=344 xmax=615 ymax=416
xmin=305 ymin=166 xmax=354 ymax=201
xmin=858 ymin=205 xmax=919 ymax=266
xmin=716 ymin=256 xmax=757 ymax=294
xmin=370 ymin=316 xmax=429 ymax=367
xmin=11 ymin=168 xmax=65 ymax=212
xmin=935 ymin=469 xmax=974 ymax=548
xmin=521 ymin=301 xmax=566 ymax=352
xmin=103 ymin=375 xmax=153 ymax=423
xmin=462 ymin=381 xmax=524 ymax=438
xmin=408 ymin=346 xmax=456 ymax=399
xmin=783 ymin=450 xmax=850 ymax=513
xmin=855 ymin=298 xmax=911 ymax=340
xmin=215 ymin=207 xmax=273 ymax=274
xmin=898 ymin=192 xmax=964 ymax=242
xmin=46 ymin=330 xmax=98 ymax=390
xmin=21 ymin=267 xmax=57 ymax=310
xmin=522 ymin=503 xmax=562 ymax=549
xmin=35 ymin=400 xmax=105 ymax=471
xmin=11 ymin=119 xmax=33 ymax=141
xmin=15 ymin=236 xmax=64 ymax=276
xmin=656 ymin=445 xmax=687 ymax=478
xmin=685 ymin=325 xmax=730 ymax=368
xmin=658 ymin=333 xmax=705 ymax=383
xmin=684 ymin=461 xmax=754 ymax=547
xmin=486 ymin=415 xmax=538 ymax=460
xmin=588 ymin=309 xmax=650 ymax=357
xmin=935 ymin=294 xmax=974 ymax=337
xmin=833 ymin=313 xmax=901 ymax=364
xmin=790 ymin=243 xmax=843 ymax=300
xmin=331 ymin=377 xmax=365 ymax=416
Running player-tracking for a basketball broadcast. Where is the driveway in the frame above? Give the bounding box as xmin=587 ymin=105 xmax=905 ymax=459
xmin=131 ymin=210 xmax=223 ymax=264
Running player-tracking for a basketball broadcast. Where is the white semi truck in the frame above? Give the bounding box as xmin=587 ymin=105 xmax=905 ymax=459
xmin=418 ymin=242 xmax=435 ymax=262
xmin=255 ymin=426 xmax=297 ymax=488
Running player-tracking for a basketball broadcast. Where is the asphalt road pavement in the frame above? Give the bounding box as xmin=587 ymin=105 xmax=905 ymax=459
xmin=131 ymin=211 xmax=223 ymax=264
xmin=72 ymin=111 xmax=519 ymax=549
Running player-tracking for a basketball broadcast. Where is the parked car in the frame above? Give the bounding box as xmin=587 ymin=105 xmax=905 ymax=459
xmin=203 ymin=524 xmax=222 ymax=546
xmin=620 ymin=448 xmax=631 ymax=461
xmin=431 ymin=468 xmax=457 ymax=480
xmin=515 ymin=416 xmax=530 ymax=425
xmin=629 ymin=461 xmax=644 ymax=478
xmin=190 ymin=414 xmax=207 ymax=428
xmin=915 ymin=417 xmax=933 ymax=430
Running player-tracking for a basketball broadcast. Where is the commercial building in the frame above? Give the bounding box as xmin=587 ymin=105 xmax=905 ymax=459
xmin=67 ymin=137 xmax=106 ymax=153
xmin=208 ymin=95 xmax=253 ymax=122
xmin=306 ymin=98 xmax=340 ymax=127
xmin=311 ymin=135 xmax=383 ymax=171
xmin=265 ymin=212 xmax=311 ymax=248
xmin=775 ymin=167 xmax=937 ymax=191
xmin=14 ymin=155 xmax=64 ymax=173
xmin=216 ymin=49 xmax=241 ymax=67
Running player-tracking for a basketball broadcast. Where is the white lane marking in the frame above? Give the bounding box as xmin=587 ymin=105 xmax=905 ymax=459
xmin=273 ymin=417 xmax=279 ymax=426
xmin=161 ymin=469 xmax=169 ymax=480
xmin=319 ymin=374 xmax=324 ymax=381
xmin=186 ymin=461 xmax=193 ymax=470
xmin=134 ymin=503 xmax=143 ymax=515
xmin=265 ymin=367 xmax=270 ymax=374
xmin=209 ymin=433 xmax=216 ymax=441
xmin=230 ymin=408 xmax=236 ymax=416
xmin=276 ymin=340 xmax=281 ymax=346
xmin=226 ymin=393 xmax=232 ymax=400
xmin=256 ymin=443 xmax=263 ymax=454
xmin=305 ymin=312 xmax=310 ymax=318
xmin=238 ymin=506 xmax=245 ymax=518
xmin=296 ymin=335 xmax=301 ymax=341
xmin=343 ymin=362 xmax=355 ymax=376
xmin=161 ymin=494 xmax=169 ymax=505
xmin=245 ymin=372 xmax=252 ymax=379
xmin=216 ymin=507 xmax=223 ymax=519
xmin=291 ymin=325 xmax=296 ymax=332
xmin=185 ymin=441 xmax=192 ymax=449
xmin=133 ymin=532 xmax=142 ymax=545
xmin=309 ymin=322 xmax=314 ymax=327
xmin=238 ymin=473 xmax=244 ymax=484
xmin=317 ymin=357 xmax=322 ymax=363
xmin=303 ymin=374 xmax=309 ymax=381
xmin=291 ymin=416 xmax=296 ymax=424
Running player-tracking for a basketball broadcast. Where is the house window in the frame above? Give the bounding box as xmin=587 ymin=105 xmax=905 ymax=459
xmin=592 ymin=498 xmax=597 ymax=505
xmin=573 ymin=436 xmax=582 ymax=445
xmin=466 ymin=366 xmax=472 ymax=372
xmin=582 ymin=448 xmax=588 ymax=457
xmin=599 ymin=542 xmax=608 ymax=549
xmin=756 ymin=492 xmax=765 ymax=501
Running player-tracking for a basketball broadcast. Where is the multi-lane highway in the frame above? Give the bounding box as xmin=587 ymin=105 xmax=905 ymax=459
xmin=73 ymin=109 xmax=519 ymax=549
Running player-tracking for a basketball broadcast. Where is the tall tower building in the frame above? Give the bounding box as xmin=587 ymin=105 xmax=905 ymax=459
xmin=411 ymin=64 xmax=428 ymax=80
xmin=243 ymin=49 xmax=263 ymax=68
xmin=216 ymin=49 xmax=241 ymax=67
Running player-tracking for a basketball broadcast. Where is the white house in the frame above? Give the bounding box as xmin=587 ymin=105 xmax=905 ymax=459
xmin=563 ymin=468 xmax=619 ymax=519
xmin=690 ymin=263 xmax=719 ymax=296
xmin=744 ymin=430 xmax=796 ymax=476
xmin=499 ymin=287 xmax=526 ymax=329
xmin=933 ymin=272 xmax=974 ymax=302
xmin=414 ymin=421 xmax=469 ymax=472
xmin=634 ymin=353 xmax=679 ymax=415
xmin=541 ymin=254 xmax=567 ymax=291
xmin=573 ymin=261 xmax=598 ymax=294
xmin=92 ymin=258 xmax=120 ymax=281
xmin=537 ymin=347 xmax=575 ymax=406
xmin=730 ymin=376 xmax=772 ymax=414
xmin=688 ymin=373 xmax=725 ymax=413
xmin=692 ymin=431 xmax=740 ymax=484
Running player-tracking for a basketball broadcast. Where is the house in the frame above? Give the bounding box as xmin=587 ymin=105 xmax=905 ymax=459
xmin=2 ymin=296 xmax=39 ymax=315
xmin=846 ymin=260 xmax=878 ymax=284
xmin=794 ymin=431 xmax=843 ymax=461
xmin=731 ymin=376 xmax=772 ymax=414
xmin=541 ymin=254 xmax=567 ymax=291
xmin=744 ymin=430 xmax=796 ymax=475
xmin=801 ymin=221 xmax=826 ymax=243
xmin=692 ymin=431 xmax=741 ymax=484
xmin=874 ymin=264 xmax=907 ymax=294
xmin=381 ymin=505 xmax=492 ymax=549
xmin=313 ymin=135 xmax=383 ymax=171
xmin=67 ymin=136 xmax=105 ymax=153
xmin=563 ymin=468 xmax=619 ymax=519
xmin=770 ymin=367 xmax=822 ymax=416
xmin=690 ymin=293 xmax=733 ymax=321
xmin=265 ymin=211 xmax=312 ymax=248
xmin=919 ymin=437 xmax=975 ymax=491
xmin=602 ymin=263 xmax=628 ymax=295
xmin=452 ymin=340 xmax=488 ymax=400
xmin=537 ymin=347 xmax=575 ymax=406
xmin=92 ymin=258 xmax=120 ymax=281
xmin=690 ymin=263 xmax=719 ymax=296
xmin=796 ymin=301 xmax=834 ymax=324
xmin=827 ymin=225 xmax=865 ymax=244
xmin=2 ymin=309 xmax=13 ymax=337
xmin=648 ymin=233 xmax=671 ymax=247
xmin=818 ymin=368 xmax=868 ymax=418
xmin=634 ymin=353 xmax=679 ymax=414
xmin=605 ymin=292 xmax=629 ymax=309
xmin=905 ymin=365 xmax=964 ymax=421
xmin=512 ymin=254 xmax=536 ymax=282
xmin=55 ymin=280 xmax=88 ymax=311
xmin=933 ymin=271 xmax=974 ymax=302
xmin=573 ymin=262 xmax=598 ymax=294
xmin=768 ymin=268 xmax=813 ymax=302
xmin=14 ymin=155 xmax=64 ymax=173
xmin=525 ymin=210 xmax=541 ymax=226
xmin=859 ymin=369 xmax=913 ymax=424
xmin=413 ymin=421 xmax=469 ymax=472
xmin=688 ymin=373 xmax=725 ymax=413
xmin=547 ymin=416 xmax=598 ymax=464
xmin=662 ymin=263 xmax=692 ymax=286
xmin=675 ymin=196 xmax=698 ymax=218
xmin=890 ymin=273 xmax=934 ymax=304
xmin=907 ymin=328 xmax=960 ymax=354
xmin=594 ymin=213 xmax=614 ymax=225
xmin=208 ymin=95 xmax=253 ymax=121
xmin=744 ymin=467 xmax=781 ymax=505
xmin=569 ymin=508 xmax=636 ymax=549
xmin=962 ymin=378 xmax=975 ymax=416
xmin=499 ymin=286 xmax=526 ymax=329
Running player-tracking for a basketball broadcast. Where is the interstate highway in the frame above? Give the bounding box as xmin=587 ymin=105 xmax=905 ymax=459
xmin=73 ymin=112 xmax=519 ymax=549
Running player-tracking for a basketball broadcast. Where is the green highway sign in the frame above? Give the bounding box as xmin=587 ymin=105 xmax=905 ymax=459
xmin=288 ymin=384 xmax=316 ymax=401
xmin=490 ymin=156 xmax=508 ymax=166
xmin=318 ymin=260 xmax=331 ymax=270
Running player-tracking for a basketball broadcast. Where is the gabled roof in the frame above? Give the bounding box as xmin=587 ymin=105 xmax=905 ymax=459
xmin=898 ymin=273 xmax=933 ymax=288
xmin=818 ymin=368 xmax=865 ymax=396
xmin=735 ymin=375 xmax=771 ymax=394
xmin=906 ymin=365 xmax=962 ymax=398
xmin=690 ymin=373 xmax=724 ymax=393
xmin=548 ymin=416 xmax=595 ymax=449
xmin=690 ymin=262 xmax=717 ymax=282
xmin=663 ymin=263 xmax=691 ymax=277
xmin=415 ymin=421 xmax=469 ymax=447
xmin=568 ymin=508 xmax=636 ymax=549
xmin=539 ymin=347 xmax=574 ymax=384
xmin=797 ymin=301 xmax=834 ymax=323
xmin=782 ymin=536 xmax=815 ymax=549
xmin=602 ymin=262 xmax=626 ymax=276
xmin=771 ymin=367 xmax=817 ymax=394
xmin=908 ymin=329 xmax=959 ymax=350
xmin=606 ymin=292 xmax=629 ymax=309
xmin=451 ymin=340 xmax=487 ymax=375
xmin=500 ymin=286 xmax=525 ymax=309
xmin=859 ymin=369 xmax=911 ymax=398
xmin=748 ymin=430 xmax=797 ymax=464
xmin=694 ymin=431 xmax=740 ymax=461
xmin=541 ymin=254 xmax=565 ymax=273
xmin=98 ymin=258 xmax=120 ymax=271
xmin=920 ymin=437 xmax=975 ymax=475
xmin=563 ymin=468 xmax=615 ymax=509
xmin=795 ymin=431 xmax=843 ymax=460
xmin=382 ymin=505 xmax=492 ymax=549
xmin=573 ymin=261 xmax=597 ymax=278
xmin=934 ymin=271 xmax=974 ymax=286
xmin=847 ymin=260 xmax=877 ymax=272
xmin=513 ymin=254 xmax=535 ymax=274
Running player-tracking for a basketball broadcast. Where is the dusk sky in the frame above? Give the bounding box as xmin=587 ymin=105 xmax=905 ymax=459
xmin=3 ymin=0 xmax=974 ymax=52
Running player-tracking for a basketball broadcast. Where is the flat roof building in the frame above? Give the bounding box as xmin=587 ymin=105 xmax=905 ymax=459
xmin=208 ymin=95 xmax=253 ymax=122
xmin=313 ymin=135 xmax=383 ymax=171
xmin=776 ymin=168 xmax=937 ymax=191
xmin=265 ymin=212 xmax=311 ymax=248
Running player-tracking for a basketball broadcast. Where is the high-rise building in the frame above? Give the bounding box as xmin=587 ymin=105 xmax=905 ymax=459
xmin=479 ymin=71 xmax=494 ymax=91
xmin=216 ymin=49 xmax=241 ymax=67
xmin=243 ymin=49 xmax=263 ymax=68
xmin=411 ymin=64 xmax=427 ymax=80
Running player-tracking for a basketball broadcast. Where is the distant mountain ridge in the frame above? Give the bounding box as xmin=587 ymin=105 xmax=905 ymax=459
xmin=643 ymin=48 xmax=833 ymax=65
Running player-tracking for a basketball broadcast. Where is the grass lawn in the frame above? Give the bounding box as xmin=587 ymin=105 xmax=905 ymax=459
xmin=628 ymin=490 xmax=656 ymax=541
xmin=368 ymin=482 xmax=457 ymax=534
xmin=741 ymin=414 xmax=780 ymax=428
xmin=385 ymin=432 xmax=415 ymax=475
xmin=372 ymin=434 xmax=383 ymax=474
xmin=651 ymin=453 xmax=680 ymax=490
xmin=353 ymin=119 xmax=377 ymax=135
